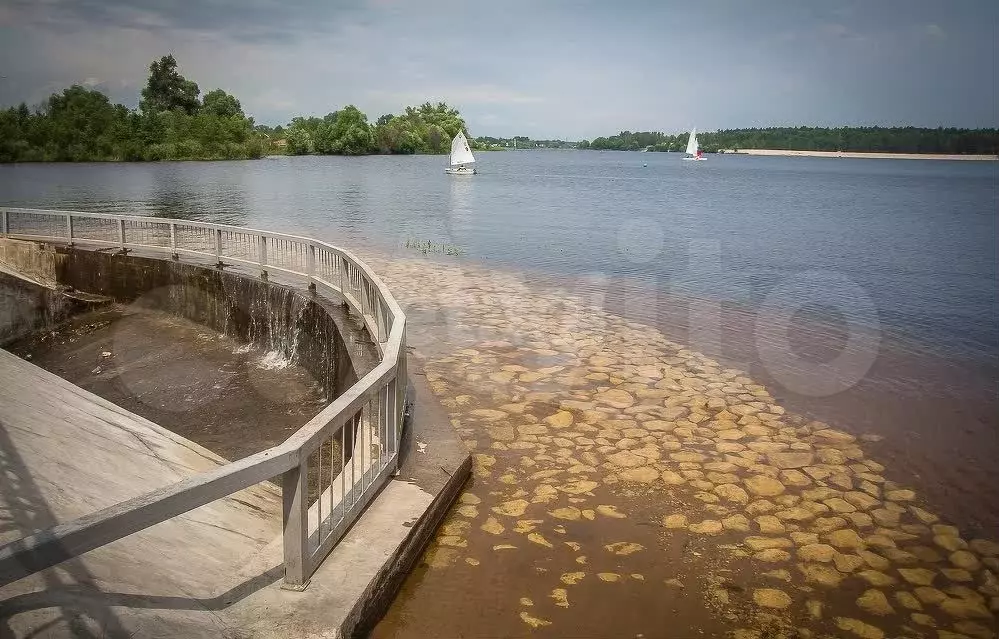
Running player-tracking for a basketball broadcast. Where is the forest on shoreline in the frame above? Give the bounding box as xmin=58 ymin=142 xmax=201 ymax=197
xmin=3 ymin=55 xmax=996 ymax=162
xmin=0 ymin=56 xmax=481 ymax=162
xmin=581 ymin=128 xmax=999 ymax=155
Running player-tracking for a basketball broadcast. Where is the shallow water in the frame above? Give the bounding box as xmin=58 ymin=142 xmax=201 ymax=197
xmin=3 ymin=153 xmax=997 ymax=637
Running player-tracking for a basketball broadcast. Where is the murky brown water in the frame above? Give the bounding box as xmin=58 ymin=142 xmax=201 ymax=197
xmin=369 ymin=254 xmax=998 ymax=639
xmin=8 ymin=305 xmax=327 ymax=462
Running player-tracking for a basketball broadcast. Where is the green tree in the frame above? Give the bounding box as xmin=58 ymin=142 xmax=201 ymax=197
xmin=140 ymin=55 xmax=200 ymax=115
xmin=328 ymin=105 xmax=373 ymax=155
xmin=201 ymin=89 xmax=243 ymax=119
xmin=285 ymin=126 xmax=313 ymax=155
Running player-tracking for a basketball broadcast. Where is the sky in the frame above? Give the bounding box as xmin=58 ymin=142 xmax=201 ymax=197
xmin=0 ymin=0 xmax=995 ymax=139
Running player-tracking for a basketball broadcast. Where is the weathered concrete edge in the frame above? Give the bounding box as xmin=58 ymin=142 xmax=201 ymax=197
xmin=0 ymin=265 xmax=111 ymax=347
xmin=346 ymin=360 xmax=472 ymax=638
xmin=347 ymin=469 xmax=471 ymax=639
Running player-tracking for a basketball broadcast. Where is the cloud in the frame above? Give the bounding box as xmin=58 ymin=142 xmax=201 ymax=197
xmin=368 ymin=86 xmax=544 ymax=107
xmin=0 ymin=0 xmax=995 ymax=137
xmin=2 ymin=0 xmax=375 ymax=42
xmin=924 ymin=23 xmax=946 ymax=40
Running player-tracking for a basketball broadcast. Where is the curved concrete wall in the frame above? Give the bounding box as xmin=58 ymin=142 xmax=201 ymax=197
xmin=0 ymin=238 xmax=377 ymax=403
xmin=0 ymin=270 xmax=105 ymax=346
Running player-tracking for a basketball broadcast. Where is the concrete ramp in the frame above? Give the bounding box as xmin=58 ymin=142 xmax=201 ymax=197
xmin=0 ymin=349 xmax=470 ymax=638
xmin=0 ymin=347 xmax=283 ymax=637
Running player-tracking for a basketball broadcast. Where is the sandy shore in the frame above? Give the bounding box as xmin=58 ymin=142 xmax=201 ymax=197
xmin=728 ymin=149 xmax=998 ymax=161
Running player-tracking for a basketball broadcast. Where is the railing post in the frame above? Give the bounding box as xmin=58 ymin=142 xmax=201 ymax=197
xmin=338 ymin=256 xmax=344 ymax=294
xmin=65 ymin=214 xmax=74 ymax=244
xmin=118 ymin=219 xmax=126 ymax=249
xmin=169 ymin=223 xmax=178 ymax=259
xmin=259 ymin=235 xmax=268 ymax=279
xmin=307 ymin=244 xmax=317 ymax=291
xmin=1 ymin=209 xmax=7 ymax=236
xmin=394 ymin=331 xmax=407 ymax=472
xmin=215 ymin=229 xmax=223 ymax=268
xmin=282 ymin=461 xmax=310 ymax=590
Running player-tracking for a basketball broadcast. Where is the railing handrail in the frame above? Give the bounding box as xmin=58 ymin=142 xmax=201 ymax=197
xmin=0 ymin=207 xmax=407 ymax=589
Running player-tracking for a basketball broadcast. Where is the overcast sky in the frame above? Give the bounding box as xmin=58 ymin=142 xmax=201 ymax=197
xmin=0 ymin=0 xmax=995 ymax=139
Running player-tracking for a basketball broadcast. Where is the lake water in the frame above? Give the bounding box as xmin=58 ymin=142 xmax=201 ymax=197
xmin=2 ymin=152 xmax=994 ymax=360
xmin=1 ymin=151 xmax=997 ymax=530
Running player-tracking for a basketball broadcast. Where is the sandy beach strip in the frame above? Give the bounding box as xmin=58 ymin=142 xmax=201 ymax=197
xmin=728 ymin=148 xmax=998 ymax=161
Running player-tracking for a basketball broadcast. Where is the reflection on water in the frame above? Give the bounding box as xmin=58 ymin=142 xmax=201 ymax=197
xmin=447 ymin=175 xmax=475 ymax=234
xmin=0 ymin=152 xmax=995 ymax=366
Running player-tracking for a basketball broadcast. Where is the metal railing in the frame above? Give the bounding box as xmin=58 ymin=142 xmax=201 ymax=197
xmin=0 ymin=207 xmax=407 ymax=589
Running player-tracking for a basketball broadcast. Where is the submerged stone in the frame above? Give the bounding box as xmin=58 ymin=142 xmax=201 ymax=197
xmin=745 ymin=475 xmax=786 ymax=497
xmin=752 ymin=588 xmax=792 ymax=609
xmin=856 ymin=589 xmax=894 ymax=616
xmin=689 ymin=520 xmax=724 ymax=535
xmin=834 ymin=617 xmax=884 ymax=639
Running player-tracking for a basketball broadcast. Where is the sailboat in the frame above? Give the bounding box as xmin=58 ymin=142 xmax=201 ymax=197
xmin=682 ymin=127 xmax=706 ymax=161
xmin=445 ymin=131 xmax=477 ymax=175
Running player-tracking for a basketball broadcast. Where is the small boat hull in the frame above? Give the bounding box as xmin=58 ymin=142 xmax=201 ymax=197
xmin=445 ymin=166 xmax=477 ymax=175
xmin=682 ymin=156 xmax=707 ymax=162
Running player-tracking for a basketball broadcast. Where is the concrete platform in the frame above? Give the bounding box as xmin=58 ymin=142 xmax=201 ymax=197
xmin=0 ymin=348 xmax=470 ymax=638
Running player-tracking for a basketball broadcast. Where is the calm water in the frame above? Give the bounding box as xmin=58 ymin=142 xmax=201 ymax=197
xmin=1 ymin=152 xmax=994 ymax=361
xmin=2 ymin=150 xmax=998 ymax=528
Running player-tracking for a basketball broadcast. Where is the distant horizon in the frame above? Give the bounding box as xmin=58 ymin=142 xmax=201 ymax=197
xmin=1 ymin=1 xmax=995 ymax=139
xmin=469 ymin=123 xmax=999 ymax=143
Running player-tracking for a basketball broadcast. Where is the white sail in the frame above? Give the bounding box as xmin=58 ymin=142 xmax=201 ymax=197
xmin=685 ymin=128 xmax=699 ymax=155
xmin=449 ymin=131 xmax=476 ymax=166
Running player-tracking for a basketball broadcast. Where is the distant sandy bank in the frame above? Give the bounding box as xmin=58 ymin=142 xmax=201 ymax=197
xmin=727 ymin=149 xmax=998 ymax=161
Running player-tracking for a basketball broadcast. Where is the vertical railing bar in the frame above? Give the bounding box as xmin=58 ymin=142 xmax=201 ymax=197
xmin=118 ymin=219 xmax=126 ymax=249
xmin=380 ymin=384 xmax=387 ymax=470
xmin=1 ymin=209 xmax=8 ymax=236
xmin=282 ymin=461 xmax=309 ymax=588
xmin=65 ymin=213 xmax=73 ymax=244
xmin=308 ymin=243 xmax=316 ymax=287
xmin=330 ymin=434 xmax=337 ymax=534
xmin=350 ymin=416 xmax=357 ymax=511
xmin=386 ymin=380 xmax=392 ymax=463
xmin=259 ymin=235 xmax=268 ymax=278
xmin=389 ymin=376 xmax=397 ymax=459
xmin=376 ymin=392 xmax=381 ymax=472
xmin=362 ymin=403 xmax=370 ymax=493
xmin=339 ymin=427 xmax=346 ymax=524
xmin=317 ymin=437 xmax=324 ymax=543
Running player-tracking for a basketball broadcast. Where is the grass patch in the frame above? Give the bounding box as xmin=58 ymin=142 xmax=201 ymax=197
xmin=404 ymin=238 xmax=466 ymax=257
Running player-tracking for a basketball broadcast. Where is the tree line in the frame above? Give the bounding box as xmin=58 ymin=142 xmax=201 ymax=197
xmin=0 ymin=55 xmax=479 ymax=162
xmin=278 ymin=102 xmax=471 ymax=156
xmin=579 ymin=127 xmax=999 ymax=155
xmin=474 ymin=136 xmax=578 ymax=149
xmin=0 ymin=56 xmax=266 ymax=162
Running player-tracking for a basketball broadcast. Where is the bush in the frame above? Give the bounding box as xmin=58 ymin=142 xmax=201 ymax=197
xmin=175 ymin=139 xmax=204 ymax=159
